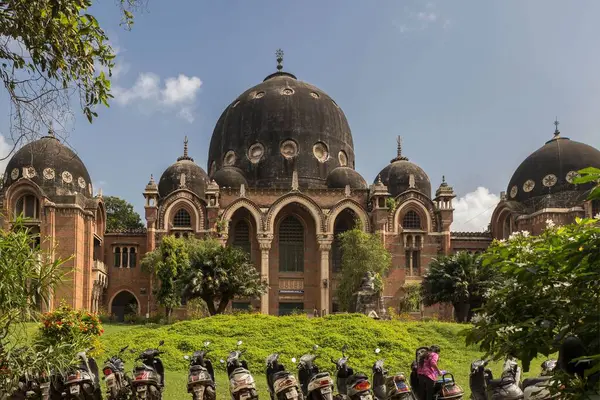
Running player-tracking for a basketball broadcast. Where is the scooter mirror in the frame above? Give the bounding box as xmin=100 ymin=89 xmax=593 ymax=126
xmin=291 ymin=358 xmax=297 ymax=363
xmin=375 ymin=348 xmax=381 ymax=354
xmin=312 ymin=344 xmax=319 ymax=351
xmin=237 ymin=340 xmax=243 ymax=346
xmin=220 ymin=359 xmax=225 ymax=364
xmin=184 ymin=355 xmax=190 ymax=360
xmin=158 ymin=340 xmax=165 ymax=346
xmin=204 ymin=341 xmax=211 ymax=347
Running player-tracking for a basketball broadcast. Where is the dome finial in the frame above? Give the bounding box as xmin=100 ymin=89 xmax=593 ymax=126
xmin=276 ymin=49 xmax=284 ymax=71
xmin=553 ymin=117 xmax=560 ymax=138
xmin=442 ymin=175 xmax=446 ymax=183
xmin=48 ymin=121 xmax=55 ymax=138
xmin=177 ymin=136 xmax=194 ymax=162
xmin=391 ymin=136 xmax=409 ymax=162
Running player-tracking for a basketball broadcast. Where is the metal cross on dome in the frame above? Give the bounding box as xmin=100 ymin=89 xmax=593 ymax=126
xmin=554 ymin=118 xmax=560 ymax=135
xmin=276 ymin=49 xmax=284 ymax=71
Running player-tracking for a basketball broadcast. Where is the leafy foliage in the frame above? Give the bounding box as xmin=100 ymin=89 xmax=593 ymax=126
xmin=465 ymin=218 xmax=600 ymax=374
xmin=397 ymin=283 xmax=422 ymax=313
xmin=181 ymin=238 xmax=267 ymax=315
xmin=421 ymin=251 xmax=499 ymax=322
xmin=104 ymin=195 xmax=144 ymax=231
xmin=141 ymin=235 xmax=190 ymax=321
xmin=336 ymin=228 xmax=391 ymax=312
xmin=573 ymin=167 xmax=600 ymax=201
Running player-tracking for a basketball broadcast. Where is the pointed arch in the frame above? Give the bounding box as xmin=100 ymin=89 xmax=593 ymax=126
xmin=325 ymin=199 xmax=370 ymax=233
xmin=221 ymin=198 xmax=264 ymax=232
xmin=159 ymin=189 xmax=206 ymax=231
xmin=265 ymin=193 xmax=324 ymax=235
xmin=392 ymin=199 xmax=433 ymax=233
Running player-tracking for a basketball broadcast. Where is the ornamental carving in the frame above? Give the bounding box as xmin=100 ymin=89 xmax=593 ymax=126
xmin=510 ymin=185 xmax=518 ymax=198
xmin=542 ymin=174 xmax=557 ymax=187
xmin=394 ymin=191 xmax=437 ymax=232
xmin=326 ymin=199 xmax=370 ymax=232
xmin=78 ymin=177 xmax=86 ymax=189
xmin=62 ymin=171 xmax=73 ymax=184
xmin=265 ymin=194 xmax=324 ymax=233
xmin=313 ymin=142 xmax=329 ymax=163
xmin=280 ymin=140 xmax=298 ymax=159
xmin=247 ymin=143 xmax=264 ymax=164
xmin=158 ymin=191 xmax=205 ymax=230
xmin=310 ymin=92 xmax=320 ymax=99
xmin=281 ymin=88 xmax=294 ymax=96
xmin=43 ymin=168 xmax=55 ymax=180
xmin=23 ymin=166 xmax=36 ymax=179
xmin=223 ymin=150 xmax=236 ymax=166
xmin=11 ymin=168 xmax=19 ymax=180
xmin=338 ymin=151 xmax=348 ymax=167
xmin=566 ymin=171 xmax=579 ymax=184
xmin=523 ymin=179 xmax=535 ymax=193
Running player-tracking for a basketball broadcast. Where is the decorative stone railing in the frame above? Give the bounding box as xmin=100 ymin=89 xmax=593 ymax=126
xmin=93 ymin=259 xmax=108 ymax=288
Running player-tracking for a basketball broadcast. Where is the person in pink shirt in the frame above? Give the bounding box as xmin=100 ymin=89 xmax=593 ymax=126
xmin=417 ymin=345 xmax=443 ymax=400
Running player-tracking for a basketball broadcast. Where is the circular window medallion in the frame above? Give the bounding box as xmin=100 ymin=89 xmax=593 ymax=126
xmin=253 ymin=91 xmax=265 ymax=99
xmin=78 ymin=176 xmax=86 ymax=189
xmin=280 ymin=140 xmax=298 ymax=159
xmin=313 ymin=142 xmax=329 ymax=163
xmin=523 ymin=179 xmax=535 ymax=193
xmin=10 ymin=168 xmax=19 ymax=180
xmin=23 ymin=166 xmax=36 ymax=179
xmin=542 ymin=174 xmax=557 ymax=187
xmin=62 ymin=171 xmax=73 ymax=184
xmin=510 ymin=185 xmax=518 ymax=198
xmin=310 ymin=92 xmax=320 ymax=99
xmin=338 ymin=150 xmax=348 ymax=167
xmin=281 ymin=88 xmax=294 ymax=96
xmin=43 ymin=168 xmax=55 ymax=180
xmin=223 ymin=150 xmax=237 ymax=166
xmin=247 ymin=143 xmax=264 ymax=164
xmin=566 ymin=171 xmax=579 ymax=184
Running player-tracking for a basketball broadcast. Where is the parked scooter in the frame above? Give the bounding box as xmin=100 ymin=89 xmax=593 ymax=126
xmin=130 ymin=340 xmax=165 ymax=400
xmin=295 ymin=345 xmax=334 ymax=400
xmin=331 ymin=346 xmax=372 ymax=400
xmin=10 ymin=371 xmax=52 ymax=400
xmin=409 ymin=347 xmax=429 ymax=396
xmin=224 ymin=340 xmax=258 ymax=400
xmin=521 ymin=360 xmax=557 ymax=400
xmin=469 ymin=358 xmax=522 ymax=400
xmin=103 ymin=345 xmax=132 ymax=399
xmin=63 ymin=349 xmax=102 ymax=400
xmin=372 ymin=348 xmax=415 ymax=400
xmin=184 ymin=341 xmax=216 ymax=400
xmin=411 ymin=347 xmax=463 ymax=400
xmin=265 ymin=353 xmax=302 ymax=400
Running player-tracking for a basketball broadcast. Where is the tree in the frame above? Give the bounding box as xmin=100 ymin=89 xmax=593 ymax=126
xmin=181 ymin=238 xmax=267 ymax=315
xmin=336 ymin=228 xmax=391 ymax=312
xmin=141 ymin=235 xmax=189 ymax=321
xmin=420 ymin=251 xmax=499 ymax=323
xmin=104 ymin=195 xmax=144 ymax=231
xmin=0 ymin=0 xmax=145 ymax=153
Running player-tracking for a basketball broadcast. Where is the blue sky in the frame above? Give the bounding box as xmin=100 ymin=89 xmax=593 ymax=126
xmin=2 ymin=0 xmax=600 ymax=231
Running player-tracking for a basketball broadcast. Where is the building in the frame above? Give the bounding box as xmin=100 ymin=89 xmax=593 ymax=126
xmin=2 ymin=59 xmax=599 ymax=320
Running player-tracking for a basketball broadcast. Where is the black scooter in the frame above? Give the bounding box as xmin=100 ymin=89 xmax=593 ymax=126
xmin=266 ymin=353 xmax=302 ymax=400
xmin=295 ymin=345 xmax=334 ymax=400
xmin=372 ymin=348 xmax=415 ymax=400
xmin=184 ymin=341 xmax=216 ymax=400
xmin=224 ymin=340 xmax=258 ymax=400
xmin=332 ymin=346 xmax=372 ymax=400
xmin=102 ymin=345 xmax=132 ymax=399
xmin=130 ymin=340 xmax=165 ymax=400
xmin=469 ymin=358 xmax=522 ymax=400
xmin=63 ymin=349 xmax=102 ymax=400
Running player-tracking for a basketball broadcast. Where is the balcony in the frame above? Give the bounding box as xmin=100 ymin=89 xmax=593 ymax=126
xmin=93 ymin=260 xmax=108 ymax=288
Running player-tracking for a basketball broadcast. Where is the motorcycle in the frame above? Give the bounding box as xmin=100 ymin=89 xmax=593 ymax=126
xmin=372 ymin=348 xmax=415 ymax=400
xmin=470 ymin=358 xmax=522 ymax=400
xmin=409 ymin=347 xmax=429 ymax=396
xmin=63 ymin=349 xmax=102 ymax=400
xmin=266 ymin=353 xmax=302 ymax=400
xmin=411 ymin=347 xmax=463 ymax=400
xmin=331 ymin=345 xmax=372 ymax=400
xmin=102 ymin=345 xmax=132 ymax=399
xmin=184 ymin=341 xmax=216 ymax=400
xmin=521 ymin=360 xmax=557 ymax=400
xmin=295 ymin=345 xmax=334 ymax=400
xmin=223 ymin=340 xmax=258 ymax=400
xmin=130 ymin=340 xmax=165 ymax=400
xmin=10 ymin=371 xmax=52 ymax=400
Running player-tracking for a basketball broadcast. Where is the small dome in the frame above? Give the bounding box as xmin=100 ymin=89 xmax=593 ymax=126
xmin=326 ymin=167 xmax=367 ymax=189
xmin=212 ymin=166 xmax=248 ymax=189
xmin=506 ymin=127 xmax=600 ymax=204
xmin=3 ymin=133 xmax=94 ymax=198
xmin=158 ymin=138 xmax=209 ymax=200
xmin=375 ymin=137 xmax=431 ymax=198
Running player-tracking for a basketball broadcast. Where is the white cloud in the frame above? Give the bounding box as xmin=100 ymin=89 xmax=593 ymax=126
xmin=394 ymin=2 xmax=450 ymax=33
xmin=416 ymin=12 xmax=437 ymax=22
xmin=451 ymin=187 xmax=500 ymax=232
xmin=0 ymin=135 xmax=12 ymax=175
xmin=113 ymin=73 xmax=203 ymax=122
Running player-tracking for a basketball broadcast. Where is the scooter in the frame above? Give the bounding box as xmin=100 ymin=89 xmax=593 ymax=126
xmin=409 ymin=347 xmax=429 ymax=396
xmin=521 ymin=360 xmax=557 ymax=400
xmin=265 ymin=353 xmax=302 ymax=400
xmin=102 ymin=345 xmax=132 ymax=399
xmin=470 ymin=358 xmax=522 ymax=400
xmin=130 ymin=340 xmax=165 ymax=400
xmin=411 ymin=347 xmax=463 ymax=400
xmin=11 ymin=371 xmax=52 ymax=400
xmin=184 ymin=341 xmax=216 ymax=400
xmin=295 ymin=345 xmax=334 ymax=400
xmin=63 ymin=349 xmax=102 ymax=400
xmin=372 ymin=348 xmax=415 ymax=400
xmin=224 ymin=340 xmax=258 ymax=400
xmin=332 ymin=346 xmax=372 ymax=400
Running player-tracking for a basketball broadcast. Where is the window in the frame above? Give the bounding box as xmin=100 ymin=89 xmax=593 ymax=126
xmin=121 ymin=247 xmax=128 ymax=267
xmin=173 ymin=208 xmax=191 ymax=227
xmin=233 ymin=220 xmax=251 ymax=255
xmin=278 ymin=302 xmax=304 ymax=316
xmin=114 ymin=248 xmax=121 ymax=268
xmin=113 ymin=246 xmax=138 ymax=268
xmin=412 ymin=250 xmax=421 ymax=275
xmin=129 ymin=247 xmax=137 ymax=268
xmin=332 ymin=219 xmax=351 ymax=273
xmin=405 ymin=250 xmax=411 ymax=269
xmin=592 ymin=200 xmax=600 ymax=218
xmin=14 ymin=194 xmax=40 ymax=219
xmin=279 ymin=216 xmax=304 ymax=272
xmin=402 ymin=211 xmax=421 ymax=229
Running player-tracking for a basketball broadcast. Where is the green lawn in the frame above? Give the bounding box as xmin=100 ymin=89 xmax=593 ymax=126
xmin=16 ymin=314 xmax=553 ymax=400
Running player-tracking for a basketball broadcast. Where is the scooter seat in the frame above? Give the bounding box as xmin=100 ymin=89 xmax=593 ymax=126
xmin=522 ymin=377 xmax=550 ymax=389
xmin=487 ymin=377 xmax=516 ymax=388
xmin=190 ymin=365 xmax=207 ymax=372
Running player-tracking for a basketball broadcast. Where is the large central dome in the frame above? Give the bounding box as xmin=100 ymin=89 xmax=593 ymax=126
xmin=208 ymin=66 xmax=356 ymax=189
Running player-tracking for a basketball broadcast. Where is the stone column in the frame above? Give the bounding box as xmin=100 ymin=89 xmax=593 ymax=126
xmin=318 ymin=239 xmax=333 ymax=316
xmin=258 ymin=236 xmax=273 ymax=315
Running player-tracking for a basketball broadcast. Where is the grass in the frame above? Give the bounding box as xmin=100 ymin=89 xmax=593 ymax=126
xmin=16 ymin=314 xmax=553 ymax=400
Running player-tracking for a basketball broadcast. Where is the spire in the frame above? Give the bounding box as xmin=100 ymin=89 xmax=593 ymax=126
xmin=553 ymin=118 xmax=560 ymax=138
xmin=177 ymin=136 xmax=194 ymax=162
xmin=391 ymin=136 xmax=409 ymax=162
xmin=276 ymin=49 xmax=284 ymax=71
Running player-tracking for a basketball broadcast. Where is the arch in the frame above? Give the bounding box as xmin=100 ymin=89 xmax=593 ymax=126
xmin=163 ymin=198 xmax=204 ymax=231
xmin=393 ymin=199 xmax=433 ymax=233
xmin=173 ymin=208 xmax=192 ymax=227
xmin=325 ymin=199 xmax=370 ymax=233
xmin=490 ymin=204 xmax=514 ymax=239
xmin=108 ymin=290 xmax=140 ymax=322
xmin=95 ymin=199 xmax=107 ymax=236
xmin=232 ymin=218 xmax=252 ymax=255
xmin=159 ymin=189 xmax=207 ymax=231
xmin=266 ymin=193 xmax=323 ymax=235
xmin=221 ymin=198 xmax=264 ymax=232
xmin=5 ymin=180 xmax=45 ymax=220
xmin=14 ymin=193 xmax=41 ymax=219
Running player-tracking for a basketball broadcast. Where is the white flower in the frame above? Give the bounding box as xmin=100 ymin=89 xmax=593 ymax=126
xmin=594 ymin=213 xmax=600 ymax=220
xmin=521 ymin=230 xmax=530 ymax=237
xmin=545 ymin=219 xmax=556 ymax=228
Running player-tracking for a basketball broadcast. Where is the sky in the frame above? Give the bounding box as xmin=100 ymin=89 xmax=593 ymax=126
xmin=2 ymin=0 xmax=600 ymax=232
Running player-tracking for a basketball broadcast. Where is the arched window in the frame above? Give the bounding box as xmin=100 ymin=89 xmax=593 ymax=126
xmin=279 ymin=216 xmax=304 ymax=272
xmin=402 ymin=211 xmax=421 ymax=229
xmin=114 ymin=247 xmax=121 ymax=268
xmin=121 ymin=247 xmax=129 ymax=267
xmin=14 ymin=194 xmax=40 ymax=219
xmin=129 ymin=247 xmax=137 ymax=268
xmin=173 ymin=208 xmax=191 ymax=227
xmin=233 ymin=220 xmax=251 ymax=255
